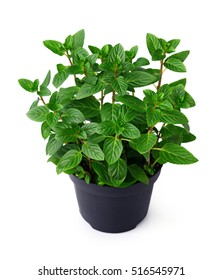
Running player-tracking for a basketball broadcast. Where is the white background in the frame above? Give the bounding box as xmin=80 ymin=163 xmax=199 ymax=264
xmin=0 ymin=0 xmax=221 ymax=279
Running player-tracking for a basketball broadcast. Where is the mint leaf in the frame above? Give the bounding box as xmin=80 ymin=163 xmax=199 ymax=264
xmin=108 ymin=43 xmax=125 ymax=63
xmin=41 ymin=122 xmax=51 ymax=139
xmin=128 ymin=164 xmax=149 ymax=184
xmin=18 ymin=79 xmax=38 ymax=93
xmin=46 ymin=134 xmax=63 ymax=155
xmin=121 ymin=123 xmax=140 ymax=139
xmin=117 ymin=95 xmax=147 ymax=112
xmin=82 ymin=142 xmax=104 ymax=161
xmin=146 ymin=33 xmax=162 ymax=57
xmin=126 ymin=71 xmax=160 ymax=87
xmin=158 ymin=143 xmax=198 ymax=164
xmin=108 ymin=158 xmax=127 ymax=187
xmin=133 ymin=133 xmax=157 ymax=154
xmin=164 ymin=58 xmax=186 ymax=72
xmin=160 ymin=109 xmax=188 ymax=124
xmin=62 ymin=108 xmax=85 ymax=124
xmin=53 ymin=70 xmax=69 ymax=88
xmin=41 ymin=70 xmax=51 ymax=87
xmin=43 ymin=40 xmax=65 ymax=56
xmin=169 ymin=51 xmax=190 ymax=62
xmin=72 ymin=29 xmax=85 ymax=49
xmin=76 ymin=81 xmax=105 ymax=99
xmin=103 ymin=137 xmax=123 ymax=164
xmin=26 ymin=106 xmax=49 ymax=122
xmin=56 ymin=149 xmax=82 ymax=174
xmin=110 ymin=76 xmax=127 ymax=95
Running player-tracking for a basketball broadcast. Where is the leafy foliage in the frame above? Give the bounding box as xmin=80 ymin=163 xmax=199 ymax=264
xmin=19 ymin=30 xmax=198 ymax=187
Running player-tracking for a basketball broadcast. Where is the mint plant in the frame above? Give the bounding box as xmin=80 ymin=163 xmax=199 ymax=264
xmin=19 ymin=30 xmax=198 ymax=187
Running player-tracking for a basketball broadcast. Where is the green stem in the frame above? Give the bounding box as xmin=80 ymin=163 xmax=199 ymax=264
xmin=157 ymin=59 xmax=164 ymax=90
xmin=151 ymin=158 xmax=159 ymax=168
xmin=65 ymin=51 xmax=76 ymax=80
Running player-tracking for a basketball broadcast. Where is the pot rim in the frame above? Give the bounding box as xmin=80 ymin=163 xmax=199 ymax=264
xmin=69 ymin=165 xmax=162 ymax=197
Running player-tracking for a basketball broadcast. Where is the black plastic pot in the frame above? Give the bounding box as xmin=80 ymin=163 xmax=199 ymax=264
xmin=69 ymin=168 xmax=161 ymax=233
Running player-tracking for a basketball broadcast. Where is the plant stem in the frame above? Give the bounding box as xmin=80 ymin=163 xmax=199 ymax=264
xmin=112 ymin=90 xmax=115 ymax=104
xmin=65 ymin=51 xmax=76 ymax=80
xmin=88 ymin=157 xmax=92 ymax=172
xmin=157 ymin=59 xmax=164 ymax=90
xmin=40 ymin=96 xmax=46 ymax=105
xmin=65 ymin=52 xmax=73 ymax=66
xmin=100 ymin=90 xmax=104 ymax=106
xmin=151 ymin=158 xmax=160 ymax=169
xmin=148 ymin=58 xmax=165 ymax=134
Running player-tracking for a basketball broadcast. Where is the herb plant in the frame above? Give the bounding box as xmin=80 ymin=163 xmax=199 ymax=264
xmin=19 ymin=30 xmax=198 ymax=187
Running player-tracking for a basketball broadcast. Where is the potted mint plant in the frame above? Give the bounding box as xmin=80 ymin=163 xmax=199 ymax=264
xmin=19 ymin=30 xmax=198 ymax=233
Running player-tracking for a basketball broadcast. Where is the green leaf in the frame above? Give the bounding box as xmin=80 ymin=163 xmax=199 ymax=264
xmin=146 ymin=106 xmax=161 ymax=126
xmin=117 ymin=95 xmax=146 ymax=112
xmin=55 ymin=125 xmax=80 ymax=143
xmin=151 ymin=49 xmax=166 ymax=61
xmin=97 ymin=120 xmax=116 ymax=135
xmin=161 ymin=124 xmax=196 ymax=143
xmin=108 ymin=43 xmax=125 ymax=63
xmin=108 ymin=158 xmax=127 ymax=187
xmin=143 ymin=89 xmax=157 ymax=105
xmin=32 ymin=79 xmax=39 ymax=92
xmin=41 ymin=121 xmax=51 ymax=139
xmin=46 ymin=112 xmax=60 ymax=128
xmin=46 ymin=134 xmax=63 ymax=155
xmin=128 ymin=164 xmax=149 ymax=184
xmin=103 ymin=137 xmax=123 ymax=164
xmin=64 ymin=35 xmax=74 ymax=50
xmin=76 ymin=81 xmax=105 ymax=99
xmin=169 ymin=78 xmax=186 ymax=87
xmin=92 ymin=162 xmax=112 ymax=186
xmin=59 ymin=86 xmax=78 ymax=104
xmin=53 ymin=70 xmax=69 ymax=88
xmin=69 ymin=96 xmax=100 ymax=118
xmin=88 ymin=45 xmax=100 ymax=54
xmin=126 ymin=71 xmax=160 ymax=87
xmin=146 ymin=33 xmax=162 ymax=56
xmin=133 ymin=57 xmax=150 ymax=67
xmin=160 ymin=109 xmax=188 ymax=124
xmin=81 ymin=123 xmax=99 ymax=135
xmin=179 ymin=92 xmax=196 ymax=108
xmin=41 ymin=70 xmax=51 ymax=87
xmin=133 ymin=133 xmax=157 ymax=154
xmin=166 ymin=39 xmax=180 ymax=53
xmin=82 ymin=142 xmax=104 ymax=161
xmin=43 ymin=40 xmax=65 ymax=56
xmin=158 ymin=143 xmax=198 ymax=164
xmin=26 ymin=106 xmax=49 ymax=122
xmin=121 ymin=123 xmax=140 ymax=139
xmin=18 ymin=79 xmax=37 ymax=93
xmin=56 ymin=149 xmax=82 ymax=174
xmin=38 ymin=86 xmax=51 ymax=96
xmin=110 ymin=76 xmax=127 ymax=95
xmin=164 ymin=58 xmax=186 ymax=72
xmin=100 ymin=103 xmax=119 ymax=121
xmin=117 ymin=105 xmax=136 ymax=122
xmin=48 ymin=92 xmax=62 ymax=111
xmin=62 ymin=108 xmax=85 ymax=124
xmin=82 ymin=75 xmax=98 ymax=86
xmin=169 ymin=51 xmax=190 ymax=62
xmin=30 ymin=99 xmax=39 ymax=109
xmin=72 ymin=29 xmax=85 ymax=49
